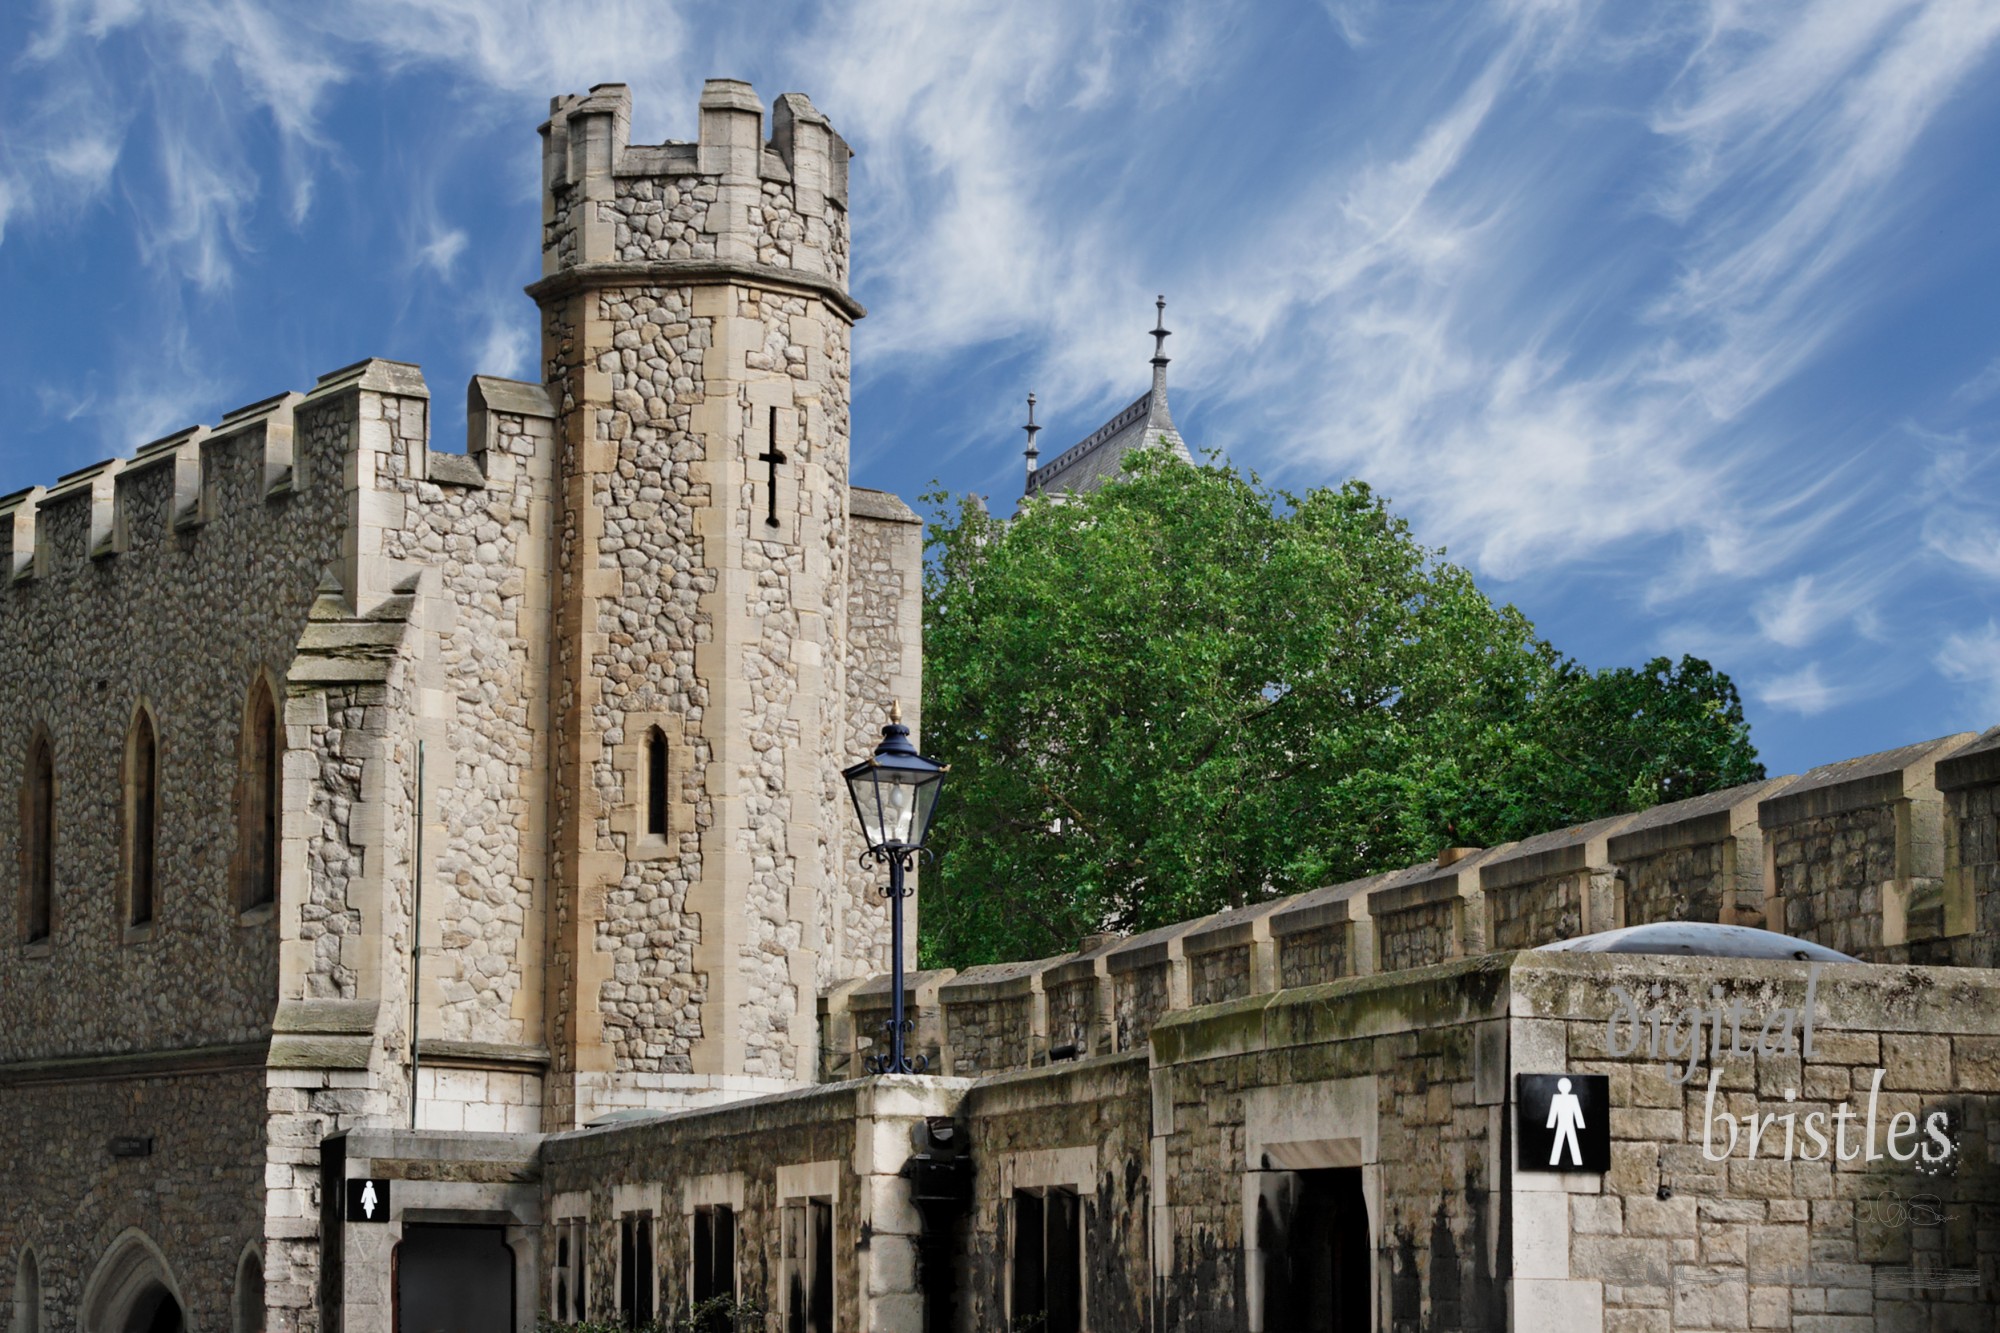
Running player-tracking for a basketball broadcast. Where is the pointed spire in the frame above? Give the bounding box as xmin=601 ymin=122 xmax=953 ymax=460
xmin=1022 ymin=391 xmax=1042 ymax=485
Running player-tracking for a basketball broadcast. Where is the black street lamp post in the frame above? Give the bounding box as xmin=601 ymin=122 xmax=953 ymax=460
xmin=843 ymin=702 xmax=946 ymax=1076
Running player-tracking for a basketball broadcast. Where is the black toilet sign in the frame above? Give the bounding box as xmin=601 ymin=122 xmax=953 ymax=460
xmin=346 ymin=1177 xmax=391 ymax=1223
xmin=1516 ymin=1074 xmax=1610 ymax=1172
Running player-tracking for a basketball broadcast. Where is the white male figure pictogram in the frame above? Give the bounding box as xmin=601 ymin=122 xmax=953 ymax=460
xmin=1547 ymin=1077 xmax=1586 ymax=1167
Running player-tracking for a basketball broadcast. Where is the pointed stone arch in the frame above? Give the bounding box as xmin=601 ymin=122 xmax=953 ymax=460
xmin=78 ymin=1229 xmax=186 ymax=1333
xmin=231 ymin=1242 xmax=264 ymax=1333
xmin=17 ymin=724 xmax=55 ymax=945
xmin=13 ymin=1243 xmax=45 ymax=1333
xmin=234 ymin=669 xmax=285 ymax=915
xmin=119 ymin=701 xmax=162 ymax=934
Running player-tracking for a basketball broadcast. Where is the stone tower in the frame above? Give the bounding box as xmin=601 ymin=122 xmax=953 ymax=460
xmin=530 ymin=80 xmax=890 ymax=1124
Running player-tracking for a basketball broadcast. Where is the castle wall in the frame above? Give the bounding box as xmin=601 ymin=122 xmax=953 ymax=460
xmin=536 ymin=1077 xmax=960 ymax=1331
xmin=1759 ymin=735 xmax=1972 ymax=964
xmin=1939 ymin=729 xmax=2000 ymax=970
xmin=0 ymin=1065 xmax=266 ymax=1333
xmin=0 ymin=396 xmax=332 ymax=1061
xmin=842 ymin=494 xmax=925 ymax=990
xmin=954 ymin=1055 xmax=1154 ymax=1332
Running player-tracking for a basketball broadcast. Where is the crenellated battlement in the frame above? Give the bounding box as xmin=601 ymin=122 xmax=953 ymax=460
xmin=826 ymin=727 xmax=2000 ymax=1080
xmin=0 ymin=358 xmax=560 ymax=594
xmin=534 ymin=78 xmax=856 ymax=311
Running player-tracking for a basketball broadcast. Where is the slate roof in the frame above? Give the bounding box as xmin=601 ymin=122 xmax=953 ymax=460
xmin=1022 ymin=374 xmax=1192 ymax=500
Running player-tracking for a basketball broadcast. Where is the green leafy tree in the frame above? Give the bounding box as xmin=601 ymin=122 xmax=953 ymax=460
xmin=919 ymin=447 xmax=1762 ymax=966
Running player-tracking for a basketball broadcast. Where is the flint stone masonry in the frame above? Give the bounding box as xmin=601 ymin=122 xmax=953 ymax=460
xmin=0 ymin=77 xmax=919 ymax=1333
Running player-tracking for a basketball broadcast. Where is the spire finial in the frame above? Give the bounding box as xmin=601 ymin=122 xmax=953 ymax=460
xmin=890 ymin=698 xmax=903 ymax=724
xmin=1023 ymin=391 xmax=1042 ymax=476
xmin=1150 ymin=295 xmax=1171 ymax=368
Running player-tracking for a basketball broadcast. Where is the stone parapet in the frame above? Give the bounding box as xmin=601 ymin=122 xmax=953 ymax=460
xmin=1270 ymin=872 xmax=1390 ymax=989
xmin=1758 ymin=734 xmax=1975 ymax=962
xmin=1605 ymin=776 xmax=1794 ymax=930
xmin=1481 ymin=813 xmax=1636 ymax=949
xmin=1368 ymin=847 xmax=1511 ymax=971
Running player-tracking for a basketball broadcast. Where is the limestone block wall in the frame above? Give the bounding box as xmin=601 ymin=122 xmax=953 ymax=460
xmin=1507 ymin=953 xmax=2000 ymax=1330
xmin=843 ymin=968 xmax=952 ymax=1076
xmin=1759 ymin=736 xmax=1973 ymax=963
xmin=537 ymin=1077 xmax=963 ymax=1333
xmin=1181 ymin=900 xmax=1283 ymax=1008
xmin=1482 ymin=814 xmax=1634 ymax=951
xmin=1147 ymin=957 xmax=1510 ymax=1332
xmin=1606 ymin=778 xmax=1792 ymax=932
xmin=1042 ymin=948 xmax=1115 ymax=1058
xmin=953 ymin=1055 xmax=1154 ymax=1333
xmin=1271 ymin=873 xmax=1386 ymax=990
xmin=1371 ymin=849 xmax=1506 ymax=973
xmin=1938 ymin=728 xmax=2000 ymax=969
xmin=1105 ymin=921 xmax=1197 ymax=1055
xmin=0 ymin=1066 xmax=266 ymax=1333
xmin=938 ymin=961 xmax=1047 ymax=1077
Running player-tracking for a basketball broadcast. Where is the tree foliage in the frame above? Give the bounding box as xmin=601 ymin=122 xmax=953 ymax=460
xmin=919 ymin=448 xmax=1763 ymax=967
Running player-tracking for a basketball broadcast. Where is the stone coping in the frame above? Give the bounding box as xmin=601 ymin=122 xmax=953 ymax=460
xmin=1268 ymin=873 xmax=1393 ymax=939
xmin=417 ymin=1039 xmax=552 ymax=1073
xmin=850 ymin=487 xmax=920 ymax=524
xmin=544 ymin=1073 xmax=975 ymax=1152
xmin=1937 ymin=725 xmax=2000 ymax=792
xmin=955 ymin=1049 xmax=1148 ymax=1105
xmin=849 ymin=967 xmax=955 ymax=1003
xmin=468 ymin=374 xmax=554 ymax=419
xmin=1104 ymin=917 xmax=1207 ymax=976
xmin=1604 ymin=776 xmax=1794 ymax=860
xmin=1480 ymin=813 xmax=1637 ymax=890
xmin=1182 ymin=896 xmax=1292 ymax=956
xmin=1042 ymin=945 xmax=1117 ymax=991
xmin=1758 ymin=733 xmax=1974 ymax=828
xmin=938 ymin=958 xmax=1049 ymax=1004
xmin=1368 ymin=847 xmax=1511 ymax=918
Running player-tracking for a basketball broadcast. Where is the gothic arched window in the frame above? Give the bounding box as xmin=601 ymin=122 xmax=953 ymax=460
xmin=646 ymin=726 xmax=669 ymax=839
xmin=239 ymin=681 xmax=280 ymax=911
xmin=14 ymin=1245 xmax=42 ymax=1333
xmin=125 ymin=708 xmax=159 ymax=929
xmin=22 ymin=732 xmax=54 ymax=943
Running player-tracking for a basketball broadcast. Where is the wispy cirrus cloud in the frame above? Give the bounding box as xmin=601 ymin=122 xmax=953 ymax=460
xmin=1937 ymin=622 xmax=2000 ymax=719
xmin=2 ymin=0 xmax=1999 ymax=771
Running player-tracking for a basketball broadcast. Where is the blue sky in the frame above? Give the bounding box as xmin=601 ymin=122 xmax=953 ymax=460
xmin=2 ymin=0 xmax=1998 ymax=778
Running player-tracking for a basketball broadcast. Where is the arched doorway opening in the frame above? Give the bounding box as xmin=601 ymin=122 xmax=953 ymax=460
xmin=122 ymin=1286 xmax=182 ymax=1333
xmin=79 ymin=1230 xmax=187 ymax=1333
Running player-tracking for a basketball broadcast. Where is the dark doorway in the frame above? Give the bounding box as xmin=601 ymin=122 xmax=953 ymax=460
xmin=126 ymin=1286 xmax=182 ymax=1333
xmin=395 ymin=1225 xmax=514 ymax=1333
xmin=1010 ymin=1189 xmax=1081 ymax=1333
xmin=1262 ymin=1168 xmax=1370 ymax=1331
